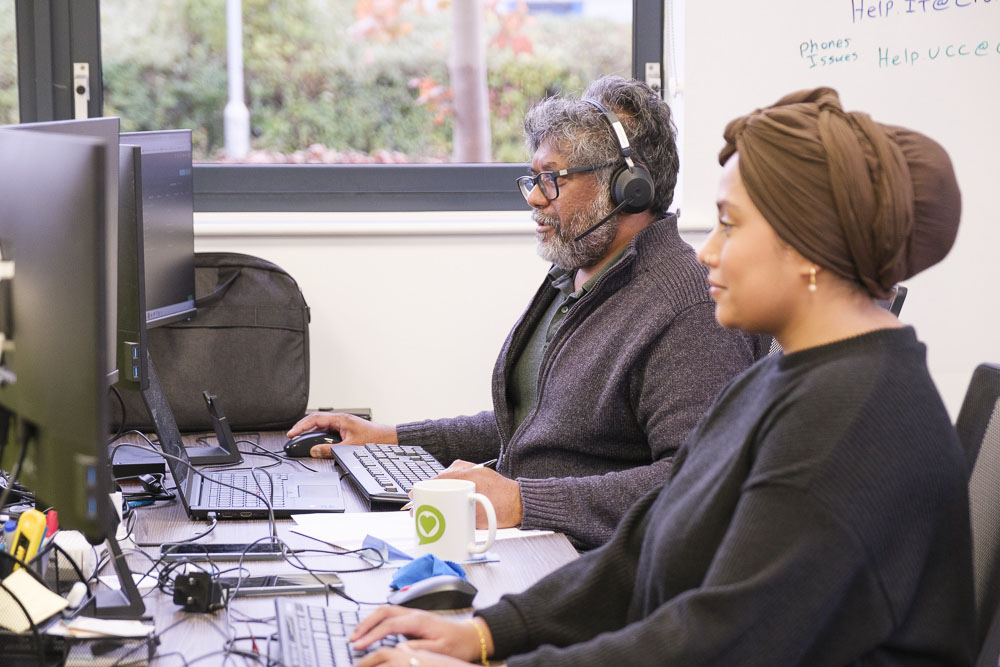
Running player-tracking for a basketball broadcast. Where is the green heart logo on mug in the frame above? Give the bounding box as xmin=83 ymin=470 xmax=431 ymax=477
xmin=415 ymin=505 xmax=447 ymax=545
xmin=412 ymin=479 xmax=497 ymax=561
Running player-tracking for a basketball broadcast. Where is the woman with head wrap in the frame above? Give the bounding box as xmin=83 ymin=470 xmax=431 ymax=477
xmin=350 ymin=89 xmax=975 ymax=667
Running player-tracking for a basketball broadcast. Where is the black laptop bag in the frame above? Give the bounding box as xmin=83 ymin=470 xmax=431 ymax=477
xmin=117 ymin=252 xmax=310 ymax=432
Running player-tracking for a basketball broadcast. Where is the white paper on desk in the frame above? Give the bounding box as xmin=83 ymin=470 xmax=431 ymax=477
xmin=97 ymin=571 xmax=158 ymax=592
xmin=290 ymin=511 xmax=552 ymax=557
xmin=0 ymin=568 xmax=69 ymax=633
xmin=47 ymin=616 xmax=154 ymax=638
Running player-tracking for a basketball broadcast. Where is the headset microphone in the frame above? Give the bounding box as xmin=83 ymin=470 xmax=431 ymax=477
xmin=574 ymin=199 xmax=630 ymax=242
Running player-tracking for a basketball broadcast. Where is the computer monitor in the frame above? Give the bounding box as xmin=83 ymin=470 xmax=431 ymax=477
xmin=0 ymin=128 xmax=109 ymax=539
xmin=115 ymin=139 xmax=237 ymax=466
xmin=0 ymin=128 xmax=144 ymax=619
xmin=7 ymin=117 xmax=121 ymax=385
xmin=119 ymin=130 xmax=196 ymax=328
xmin=116 ymin=144 xmax=149 ymax=391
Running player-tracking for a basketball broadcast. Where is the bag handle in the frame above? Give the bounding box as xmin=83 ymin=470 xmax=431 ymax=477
xmin=194 ymin=267 xmax=241 ymax=308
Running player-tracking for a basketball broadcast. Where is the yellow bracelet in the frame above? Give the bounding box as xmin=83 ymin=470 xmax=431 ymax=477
xmin=467 ymin=618 xmax=489 ymax=666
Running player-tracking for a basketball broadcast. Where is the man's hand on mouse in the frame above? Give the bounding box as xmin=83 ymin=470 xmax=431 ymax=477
xmin=286 ymin=412 xmax=398 ymax=457
xmin=434 ymin=460 xmax=523 ymax=528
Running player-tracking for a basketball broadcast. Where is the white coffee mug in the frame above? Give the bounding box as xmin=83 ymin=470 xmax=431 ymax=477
xmin=411 ymin=479 xmax=497 ymax=562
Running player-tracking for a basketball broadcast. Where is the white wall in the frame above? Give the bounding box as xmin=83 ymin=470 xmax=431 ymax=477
xmin=672 ymin=0 xmax=1000 ymax=417
xmin=196 ymin=201 xmax=991 ymax=421
xmin=194 ymin=211 xmax=545 ymax=424
xmin=194 ymin=211 xmax=709 ymax=425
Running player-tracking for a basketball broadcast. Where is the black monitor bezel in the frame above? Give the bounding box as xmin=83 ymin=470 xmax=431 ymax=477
xmin=119 ymin=129 xmax=197 ymax=330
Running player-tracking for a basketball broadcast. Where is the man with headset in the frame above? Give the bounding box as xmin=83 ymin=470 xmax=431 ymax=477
xmin=289 ymin=76 xmax=762 ymax=549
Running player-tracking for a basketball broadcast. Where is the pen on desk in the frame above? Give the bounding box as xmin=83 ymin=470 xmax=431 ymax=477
xmin=40 ymin=510 xmax=58 ymax=550
xmin=400 ymin=459 xmax=499 ymax=510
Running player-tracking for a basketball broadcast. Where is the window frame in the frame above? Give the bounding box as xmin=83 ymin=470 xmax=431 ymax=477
xmin=15 ymin=0 xmax=663 ymax=213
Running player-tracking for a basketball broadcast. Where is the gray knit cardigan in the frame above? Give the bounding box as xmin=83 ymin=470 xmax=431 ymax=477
xmin=397 ymin=215 xmax=761 ymax=548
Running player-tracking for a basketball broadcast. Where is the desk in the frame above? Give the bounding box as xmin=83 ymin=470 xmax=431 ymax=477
xmin=111 ymin=432 xmax=578 ymax=664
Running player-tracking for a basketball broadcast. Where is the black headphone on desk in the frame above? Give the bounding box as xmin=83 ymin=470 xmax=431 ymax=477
xmin=582 ymin=98 xmax=655 ymax=215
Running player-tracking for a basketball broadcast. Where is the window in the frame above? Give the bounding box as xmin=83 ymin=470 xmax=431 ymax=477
xmin=18 ymin=0 xmax=662 ymax=211
xmin=101 ymin=1 xmax=631 ymax=166
xmin=0 ymin=8 xmax=17 ymax=124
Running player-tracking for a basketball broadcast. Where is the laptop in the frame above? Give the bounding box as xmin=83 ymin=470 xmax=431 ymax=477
xmin=151 ymin=388 xmax=344 ymax=519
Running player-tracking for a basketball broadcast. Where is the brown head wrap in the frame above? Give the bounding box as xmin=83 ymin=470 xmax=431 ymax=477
xmin=719 ymin=87 xmax=960 ymax=299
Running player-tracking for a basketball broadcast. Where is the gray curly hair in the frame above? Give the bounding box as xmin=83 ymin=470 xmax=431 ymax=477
xmin=523 ymin=76 xmax=679 ymax=217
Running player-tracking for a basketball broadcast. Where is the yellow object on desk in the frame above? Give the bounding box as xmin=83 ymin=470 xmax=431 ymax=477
xmin=11 ymin=508 xmax=47 ymax=571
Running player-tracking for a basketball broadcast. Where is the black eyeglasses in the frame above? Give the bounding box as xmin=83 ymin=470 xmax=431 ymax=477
xmin=516 ymin=161 xmax=618 ymax=202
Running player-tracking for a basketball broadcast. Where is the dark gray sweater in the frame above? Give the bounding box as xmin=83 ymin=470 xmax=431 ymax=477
xmin=478 ymin=327 xmax=975 ymax=666
xmin=396 ymin=216 xmax=760 ymax=548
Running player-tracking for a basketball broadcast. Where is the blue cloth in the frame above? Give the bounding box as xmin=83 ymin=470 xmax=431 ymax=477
xmin=389 ymin=554 xmax=466 ymax=590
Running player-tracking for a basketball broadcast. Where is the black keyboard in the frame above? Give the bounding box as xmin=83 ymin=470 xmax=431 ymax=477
xmin=330 ymin=444 xmax=444 ymax=509
xmin=275 ymin=598 xmax=399 ymax=666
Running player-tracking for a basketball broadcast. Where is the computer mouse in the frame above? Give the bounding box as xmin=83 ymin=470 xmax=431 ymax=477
xmin=282 ymin=431 xmax=342 ymax=457
xmin=386 ymin=574 xmax=478 ymax=610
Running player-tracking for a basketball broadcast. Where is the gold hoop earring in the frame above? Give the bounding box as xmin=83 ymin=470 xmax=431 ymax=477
xmin=808 ymin=267 xmax=817 ymax=293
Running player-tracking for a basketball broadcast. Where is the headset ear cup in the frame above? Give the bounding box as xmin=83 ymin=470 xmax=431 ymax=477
xmin=610 ymin=163 xmax=655 ymax=214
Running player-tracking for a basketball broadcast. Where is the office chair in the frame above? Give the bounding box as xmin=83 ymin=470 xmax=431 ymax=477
xmin=978 ymin=602 xmax=1000 ymax=667
xmin=957 ymin=363 xmax=1000 ymax=660
xmin=876 ymin=284 xmax=907 ymax=316
xmin=767 ymin=285 xmax=908 ymax=356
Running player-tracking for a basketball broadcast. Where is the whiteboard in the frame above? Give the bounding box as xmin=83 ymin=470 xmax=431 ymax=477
xmin=675 ymin=0 xmax=1000 ymax=414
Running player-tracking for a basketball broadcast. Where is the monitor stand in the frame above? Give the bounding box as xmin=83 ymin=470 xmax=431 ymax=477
xmin=141 ymin=351 xmax=240 ymax=466
xmin=84 ymin=536 xmax=147 ymax=619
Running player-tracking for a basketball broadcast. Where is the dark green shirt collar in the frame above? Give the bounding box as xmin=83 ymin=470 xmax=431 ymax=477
xmin=546 ymin=245 xmax=629 ymax=298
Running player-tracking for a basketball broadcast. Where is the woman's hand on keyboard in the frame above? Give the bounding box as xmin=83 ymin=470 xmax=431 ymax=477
xmin=356 ymin=645 xmax=477 ymax=667
xmin=352 ymin=606 xmax=491 ymax=665
xmin=286 ymin=412 xmax=398 ymax=454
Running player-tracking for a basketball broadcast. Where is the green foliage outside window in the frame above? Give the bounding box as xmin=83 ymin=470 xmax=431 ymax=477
xmin=100 ymin=0 xmax=629 ymax=163
xmin=0 ymin=8 xmax=18 ymax=125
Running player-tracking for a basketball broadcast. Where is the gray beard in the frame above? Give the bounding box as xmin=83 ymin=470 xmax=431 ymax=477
xmin=534 ymin=194 xmax=619 ymax=270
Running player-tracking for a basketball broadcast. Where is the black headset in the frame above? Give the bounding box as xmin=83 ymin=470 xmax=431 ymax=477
xmin=582 ymin=98 xmax=655 ymax=214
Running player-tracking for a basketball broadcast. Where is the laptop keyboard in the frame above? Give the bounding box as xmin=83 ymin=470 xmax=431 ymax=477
xmin=276 ymin=598 xmax=400 ymax=666
xmin=205 ymin=472 xmax=289 ymax=508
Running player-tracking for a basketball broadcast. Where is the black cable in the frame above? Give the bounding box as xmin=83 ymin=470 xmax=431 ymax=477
xmin=104 ymin=441 xmax=389 ymax=660
xmin=0 ymin=478 xmax=34 ymax=507
xmin=267 ymin=631 xmax=281 ymax=666
xmin=130 ymin=535 xmax=383 ymax=662
xmin=245 ymin=439 xmax=319 ymax=473
xmin=91 ymin=530 xmax=182 ymax=598
xmin=173 ymin=513 xmax=218 ymax=543
xmin=249 ymin=467 xmax=277 ymax=540
xmin=0 ymin=423 xmax=30 ymax=510
xmin=120 ymin=472 xmax=174 ymax=506
xmin=198 ymin=450 xmax=282 ymax=472
xmin=107 ymin=383 xmax=128 ymax=445
xmin=329 ymin=586 xmax=385 ymax=608
xmin=112 ymin=442 xmax=281 ymax=538
xmin=109 ymin=616 xmax=193 ymax=667
xmin=104 ymin=631 xmax=160 ymax=667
